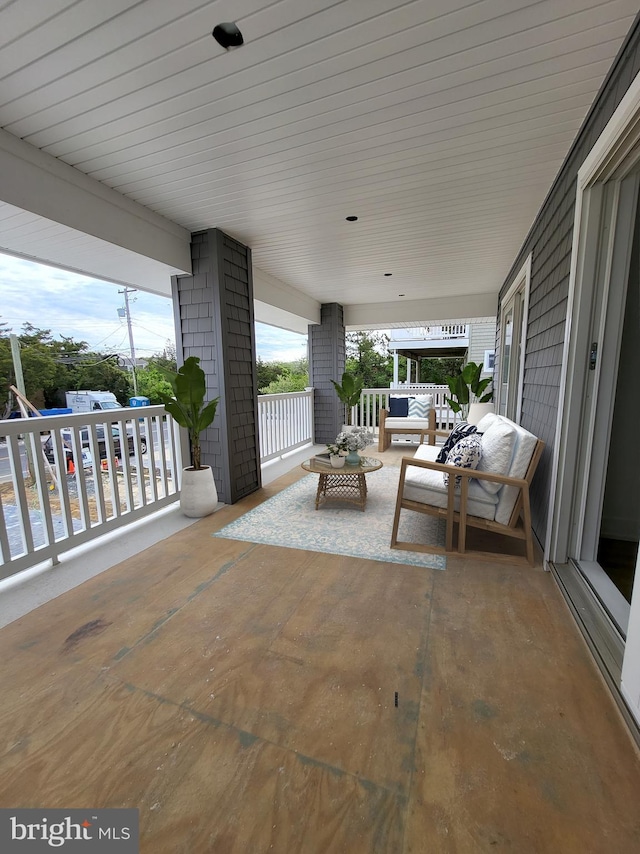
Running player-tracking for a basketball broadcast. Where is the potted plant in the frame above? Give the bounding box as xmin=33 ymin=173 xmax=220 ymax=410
xmin=331 ymin=371 xmax=364 ymax=426
xmin=445 ymin=361 xmax=493 ymax=422
xmin=326 ymin=435 xmax=349 ymax=468
xmin=159 ymin=356 xmax=220 ymax=517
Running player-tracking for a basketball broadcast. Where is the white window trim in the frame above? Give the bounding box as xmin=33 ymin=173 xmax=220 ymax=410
xmin=497 ymin=254 xmax=531 ymax=424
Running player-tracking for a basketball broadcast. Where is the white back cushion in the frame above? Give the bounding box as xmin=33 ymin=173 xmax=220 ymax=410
xmin=476 ymin=412 xmax=501 ymax=433
xmin=494 ymin=422 xmax=538 ymax=525
xmin=476 ymin=419 xmax=517 ymax=494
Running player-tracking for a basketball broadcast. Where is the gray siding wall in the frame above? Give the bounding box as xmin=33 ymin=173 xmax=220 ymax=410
xmin=308 ymin=303 xmax=345 ymax=444
xmin=172 ymin=228 xmax=261 ymax=504
xmin=496 ymin=17 xmax=640 ymax=545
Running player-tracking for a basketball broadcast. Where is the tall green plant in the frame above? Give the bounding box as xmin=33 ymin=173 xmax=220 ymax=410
xmin=159 ymin=356 xmax=219 ymax=470
xmin=445 ymin=361 xmax=492 ymax=418
xmin=331 ymin=371 xmax=364 ymax=426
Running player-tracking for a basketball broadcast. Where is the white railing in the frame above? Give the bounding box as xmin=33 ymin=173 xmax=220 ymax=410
xmin=357 ymin=386 xmax=459 ymax=433
xmin=389 ymin=324 xmax=468 ymax=342
xmin=258 ymin=390 xmax=314 ymax=463
xmin=0 ymin=406 xmax=182 ymax=580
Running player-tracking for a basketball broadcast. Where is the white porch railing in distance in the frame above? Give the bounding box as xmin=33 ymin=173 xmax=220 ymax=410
xmin=258 ymin=390 xmax=314 ymax=463
xmin=0 ymin=406 xmax=182 ymax=580
xmin=389 ymin=324 xmax=468 ymax=341
xmin=357 ymin=386 xmax=458 ymax=433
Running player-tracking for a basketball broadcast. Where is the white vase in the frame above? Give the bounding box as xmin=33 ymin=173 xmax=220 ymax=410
xmin=330 ymin=454 xmax=345 ymax=468
xmin=180 ymin=465 xmax=218 ymax=517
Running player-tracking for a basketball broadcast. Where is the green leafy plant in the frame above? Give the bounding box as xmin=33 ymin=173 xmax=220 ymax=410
xmin=159 ymin=356 xmax=219 ymax=470
xmin=331 ymin=371 xmax=364 ymax=425
xmin=326 ymin=436 xmax=349 ymax=456
xmin=445 ymin=361 xmax=492 ymax=418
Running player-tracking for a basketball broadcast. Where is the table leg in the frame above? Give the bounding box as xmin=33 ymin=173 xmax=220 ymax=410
xmin=316 ymin=473 xmax=327 ymax=509
xmin=358 ymin=473 xmax=366 ymax=510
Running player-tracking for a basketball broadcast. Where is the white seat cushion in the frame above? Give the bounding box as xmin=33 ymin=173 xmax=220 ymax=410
xmin=403 ymin=444 xmax=498 ymax=521
xmin=384 ymin=417 xmax=432 ymax=430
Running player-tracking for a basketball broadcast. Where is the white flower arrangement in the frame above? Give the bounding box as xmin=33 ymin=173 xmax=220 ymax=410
xmin=335 ymin=426 xmax=373 ymax=451
xmin=326 ymin=436 xmax=349 ymax=456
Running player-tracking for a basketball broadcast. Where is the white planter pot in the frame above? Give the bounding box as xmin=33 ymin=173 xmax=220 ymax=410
xmin=330 ymin=454 xmax=346 ymax=468
xmin=467 ymin=402 xmax=495 ymax=426
xmin=180 ymin=465 xmax=218 ymax=518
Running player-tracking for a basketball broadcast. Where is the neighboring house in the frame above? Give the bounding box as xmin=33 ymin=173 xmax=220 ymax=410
xmin=387 ymin=321 xmax=496 ymax=385
xmin=494 ymin=22 xmax=640 ymax=733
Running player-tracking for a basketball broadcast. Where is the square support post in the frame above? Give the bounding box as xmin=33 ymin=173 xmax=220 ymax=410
xmin=308 ymin=303 xmax=345 ymax=444
xmin=172 ymin=228 xmax=261 ymax=504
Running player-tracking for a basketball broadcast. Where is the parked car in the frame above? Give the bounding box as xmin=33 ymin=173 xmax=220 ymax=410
xmin=42 ymin=426 xmax=147 ymax=465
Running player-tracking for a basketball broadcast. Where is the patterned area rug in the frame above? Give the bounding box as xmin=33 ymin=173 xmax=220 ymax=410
xmin=214 ymin=464 xmax=446 ymax=570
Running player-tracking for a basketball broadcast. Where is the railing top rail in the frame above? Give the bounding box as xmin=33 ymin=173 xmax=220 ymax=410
xmin=257 ymin=389 xmax=313 ymax=402
xmin=361 ymin=385 xmax=449 ymax=394
xmin=0 ymin=405 xmax=167 ymax=437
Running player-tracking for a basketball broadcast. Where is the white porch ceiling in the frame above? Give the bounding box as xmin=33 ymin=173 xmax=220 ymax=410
xmin=0 ymin=0 xmax=638 ymax=327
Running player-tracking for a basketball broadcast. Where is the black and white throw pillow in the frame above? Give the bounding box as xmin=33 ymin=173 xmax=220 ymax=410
xmin=436 ymin=421 xmax=478 ymax=463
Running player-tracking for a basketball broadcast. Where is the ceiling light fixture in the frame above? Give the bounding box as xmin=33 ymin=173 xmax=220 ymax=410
xmin=398 ymin=293 xmax=405 ymax=297
xmin=212 ymin=22 xmax=244 ymax=50
xmin=384 ymin=273 xmax=392 ymax=277
xmin=345 ymin=216 xmax=358 ymax=222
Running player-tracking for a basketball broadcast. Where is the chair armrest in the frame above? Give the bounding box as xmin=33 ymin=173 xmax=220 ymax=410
xmin=418 ymin=427 xmax=451 ymax=442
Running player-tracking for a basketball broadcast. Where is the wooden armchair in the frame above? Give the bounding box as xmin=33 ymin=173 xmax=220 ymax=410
xmin=390 ymin=415 xmax=544 ymax=565
xmin=378 ymin=406 xmax=436 ymax=451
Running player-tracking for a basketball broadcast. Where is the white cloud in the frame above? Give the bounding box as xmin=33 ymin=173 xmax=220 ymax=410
xmin=0 ymin=253 xmax=307 ymax=361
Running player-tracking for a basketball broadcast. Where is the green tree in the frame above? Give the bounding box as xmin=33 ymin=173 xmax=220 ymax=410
xmin=345 ymin=331 xmax=392 ymax=389
xmin=148 ymin=345 xmax=177 ymax=372
xmin=0 ymin=324 xmax=136 ymax=411
xmin=256 ymin=358 xmax=285 ymax=390
xmin=257 ymin=358 xmax=308 ymax=393
xmin=67 ymin=354 xmax=132 ymax=404
xmin=418 ymin=357 xmax=464 ymax=384
xmin=136 ymin=364 xmax=174 ymax=403
xmin=259 ymin=371 xmax=308 ymax=394
xmin=0 ymin=324 xmax=68 ymax=411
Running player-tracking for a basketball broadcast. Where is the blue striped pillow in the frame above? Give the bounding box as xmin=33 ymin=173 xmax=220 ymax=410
xmin=408 ymin=397 xmax=430 ymax=418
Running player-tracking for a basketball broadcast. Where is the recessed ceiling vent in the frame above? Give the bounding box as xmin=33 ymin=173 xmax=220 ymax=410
xmin=213 ymin=22 xmax=244 ymax=50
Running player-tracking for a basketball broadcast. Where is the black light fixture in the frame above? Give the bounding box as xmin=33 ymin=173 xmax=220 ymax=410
xmin=345 ymin=215 xmax=358 ymax=222
xmin=212 ymin=22 xmax=244 ymax=50
xmin=398 ymin=293 xmax=405 ymax=297
xmin=384 ymin=273 xmax=392 ymax=277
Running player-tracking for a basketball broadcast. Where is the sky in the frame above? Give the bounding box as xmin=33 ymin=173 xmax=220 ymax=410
xmin=0 ymin=253 xmax=307 ymax=363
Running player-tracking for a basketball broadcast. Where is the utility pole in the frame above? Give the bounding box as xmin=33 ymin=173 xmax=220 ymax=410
xmin=10 ymin=334 xmax=34 ymax=479
xmin=118 ymin=287 xmax=138 ymax=395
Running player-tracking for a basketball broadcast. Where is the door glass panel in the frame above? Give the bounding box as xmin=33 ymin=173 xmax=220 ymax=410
xmin=499 ymin=307 xmax=513 ymax=416
xmin=597 ymin=207 xmax=640 ymax=603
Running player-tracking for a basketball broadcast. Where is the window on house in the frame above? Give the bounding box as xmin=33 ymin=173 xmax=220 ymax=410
xmin=497 ymin=257 xmax=530 ymax=422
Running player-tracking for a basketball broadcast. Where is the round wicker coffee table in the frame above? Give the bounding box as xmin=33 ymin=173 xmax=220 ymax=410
xmin=300 ymin=456 xmax=383 ymax=511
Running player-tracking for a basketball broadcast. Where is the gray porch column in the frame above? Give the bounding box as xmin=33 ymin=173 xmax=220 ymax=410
xmin=172 ymin=228 xmax=261 ymax=504
xmin=308 ymin=303 xmax=345 ymax=444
